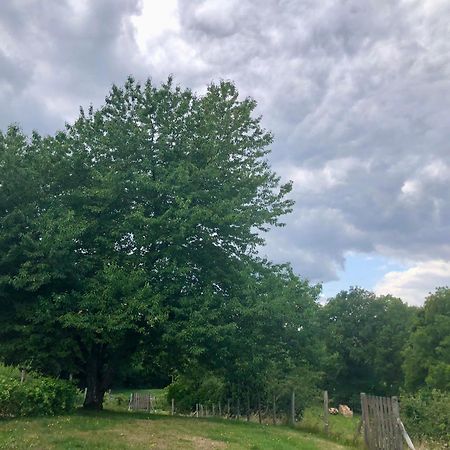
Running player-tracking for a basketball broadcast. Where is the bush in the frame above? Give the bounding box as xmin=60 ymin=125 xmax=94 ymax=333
xmin=0 ymin=364 xmax=78 ymax=417
xmin=167 ymin=373 xmax=225 ymax=413
xmin=401 ymin=389 xmax=450 ymax=443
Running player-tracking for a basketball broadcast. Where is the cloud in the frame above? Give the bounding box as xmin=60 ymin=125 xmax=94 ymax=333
xmin=261 ymin=207 xmax=372 ymax=282
xmin=1 ymin=0 xmax=450 ymax=298
xmin=0 ymin=0 xmax=144 ymax=133
xmin=375 ymin=260 xmax=450 ymax=306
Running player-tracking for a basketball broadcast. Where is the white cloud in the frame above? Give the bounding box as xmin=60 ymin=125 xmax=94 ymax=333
xmin=374 ymin=260 xmax=450 ymax=305
xmin=131 ymin=0 xmax=179 ymax=50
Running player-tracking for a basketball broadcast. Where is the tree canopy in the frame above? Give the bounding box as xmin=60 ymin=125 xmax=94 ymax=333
xmin=321 ymin=287 xmax=416 ymax=407
xmin=403 ymin=287 xmax=450 ymax=392
xmin=0 ymin=77 xmax=294 ymax=408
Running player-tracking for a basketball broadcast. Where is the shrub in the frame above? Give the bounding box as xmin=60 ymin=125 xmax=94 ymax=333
xmin=0 ymin=364 xmax=78 ymax=417
xmin=401 ymin=389 xmax=450 ymax=443
xmin=167 ymin=373 xmax=225 ymax=413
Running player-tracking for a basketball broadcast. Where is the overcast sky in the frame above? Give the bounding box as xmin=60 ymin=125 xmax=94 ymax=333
xmin=1 ymin=0 xmax=449 ymax=305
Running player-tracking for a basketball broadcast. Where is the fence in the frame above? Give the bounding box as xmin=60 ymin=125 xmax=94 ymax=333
xmin=127 ymin=390 xmax=299 ymax=424
xmin=361 ymin=393 xmax=415 ymax=450
xmin=128 ymin=392 xmax=154 ymax=412
xmin=189 ymin=390 xmax=299 ymax=425
xmin=125 ymin=389 xmax=416 ymax=450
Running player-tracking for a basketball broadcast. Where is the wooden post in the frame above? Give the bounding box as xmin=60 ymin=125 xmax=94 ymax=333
xmin=171 ymin=398 xmax=175 ymax=415
xmin=398 ymin=418 xmax=416 ymax=450
xmin=323 ymin=390 xmax=329 ymax=435
xmin=290 ymin=390 xmax=295 ymax=425
xmin=361 ymin=393 xmax=370 ymax=449
xmin=392 ymin=396 xmax=403 ymax=450
xmin=272 ymin=393 xmax=276 ymax=425
xmin=196 ymin=403 xmax=199 ymax=418
xmin=212 ymin=403 xmax=216 ymax=416
xmin=200 ymin=404 xmax=204 ymax=417
xmin=227 ymin=398 xmax=231 ymax=417
xmin=257 ymin=392 xmax=262 ymax=424
xmin=218 ymin=401 xmax=222 ymax=416
xmin=246 ymin=391 xmax=250 ymax=422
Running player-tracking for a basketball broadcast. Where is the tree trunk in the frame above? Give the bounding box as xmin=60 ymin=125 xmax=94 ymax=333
xmin=83 ymin=344 xmax=110 ymax=410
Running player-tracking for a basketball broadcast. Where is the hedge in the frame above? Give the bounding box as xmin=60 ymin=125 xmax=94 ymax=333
xmin=0 ymin=364 xmax=78 ymax=417
xmin=401 ymin=388 xmax=450 ymax=444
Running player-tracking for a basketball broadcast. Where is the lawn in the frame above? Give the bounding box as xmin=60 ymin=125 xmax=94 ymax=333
xmin=0 ymin=410 xmax=356 ymax=450
xmin=298 ymin=406 xmax=363 ymax=448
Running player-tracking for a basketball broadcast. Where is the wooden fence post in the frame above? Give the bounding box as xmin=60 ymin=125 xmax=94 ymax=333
xmin=398 ymin=418 xmax=416 ymax=450
xmin=171 ymin=398 xmax=175 ymax=415
xmin=361 ymin=393 xmax=370 ymax=448
xmin=323 ymin=390 xmax=329 ymax=435
xmin=196 ymin=403 xmax=199 ymax=418
xmin=290 ymin=390 xmax=295 ymax=425
xmin=257 ymin=393 xmax=262 ymax=424
xmin=272 ymin=393 xmax=276 ymax=425
xmin=227 ymin=399 xmax=231 ymax=417
xmin=392 ymin=396 xmax=403 ymax=450
xmin=218 ymin=401 xmax=222 ymax=416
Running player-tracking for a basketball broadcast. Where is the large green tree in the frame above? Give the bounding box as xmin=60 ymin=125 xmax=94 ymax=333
xmin=166 ymin=260 xmax=325 ymax=417
xmin=0 ymin=77 xmax=293 ymax=409
xmin=321 ymin=287 xmax=416 ymax=408
xmin=403 ymin=287 xmax=450 ymax=392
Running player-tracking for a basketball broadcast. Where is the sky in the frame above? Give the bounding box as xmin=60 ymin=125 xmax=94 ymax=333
xmin=1 ymin=0 xmax=449 ymax=305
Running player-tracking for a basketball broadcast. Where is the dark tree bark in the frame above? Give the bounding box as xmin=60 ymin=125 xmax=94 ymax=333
xmin=83 ymin=343 xmax=111 ymax=410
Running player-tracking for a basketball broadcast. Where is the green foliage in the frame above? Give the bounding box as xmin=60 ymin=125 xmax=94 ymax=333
xmin=0 ymin=77 xmax=293 ymax=409
xmin=403 ymin=287 xmax=450 ymax=392
xmin=167 ymin=373 xmax=226 ymax=412
xmin=401 ymin=389 xmax=450 ymax=443
xmin=165 ymin=261 xmax=324 ymax=420
xmin=322 ymin=288 xmax=416 ymax=408
xmin=0 ymin=364 xmax=78 ymax=417
xmin=272 ymin=366 xmax=322 ymax=421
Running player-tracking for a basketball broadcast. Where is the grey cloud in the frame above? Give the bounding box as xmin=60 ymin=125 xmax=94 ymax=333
xmin=1 ymin=0 xmax=449 ymax=285
xmin=0 ymin=0 xmax=144 ymax=134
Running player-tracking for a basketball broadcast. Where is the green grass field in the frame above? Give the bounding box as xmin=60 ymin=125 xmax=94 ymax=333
xmin=0 ymin=388 xmax=365 ymax=449
xmin=298 ymin=406 xmax=363 ymax=448
xmin=0 ymin=410 xmax=358 ymax=450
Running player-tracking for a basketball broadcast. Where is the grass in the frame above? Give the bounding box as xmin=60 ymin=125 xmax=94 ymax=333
xmin=299 ymin=406 xmax=363 ymax=448
xmin=0 ymin=409 xmax=355 ymax=449
xmin=0 ymin=387 xmax=363 ymax=449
